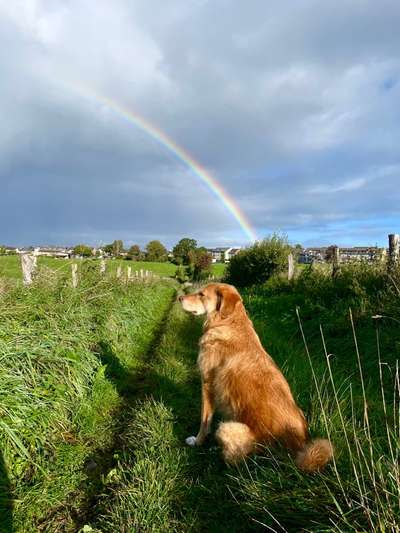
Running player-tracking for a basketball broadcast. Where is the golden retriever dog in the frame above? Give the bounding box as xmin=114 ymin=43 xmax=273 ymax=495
xmin=179 ymin=283 xmax=333 ymax=471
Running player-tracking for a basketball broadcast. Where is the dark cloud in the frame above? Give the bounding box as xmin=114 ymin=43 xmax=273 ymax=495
xmin=0 ymin=0 xmax=399 ymax=248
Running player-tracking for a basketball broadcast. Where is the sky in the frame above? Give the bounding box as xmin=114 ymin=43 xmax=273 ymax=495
xmin=0 ymin=0 xmax=399 ymax=249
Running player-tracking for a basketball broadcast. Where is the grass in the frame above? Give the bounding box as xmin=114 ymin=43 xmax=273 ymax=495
xmin=90 ymin=301 xmax=260 ymax=532
xmin=235 ymin=262 xmax=400 ymax=531
xmin=2 ymin=257 xmax=398 ymax=531
xmin=84 ymin=261 xmax=400 ymax=532
xmin=0 ymin=256 xmax=73 ymax=280
xmin=0 ymin=264 xmax=176 ymax=532
xmin=106 ymin=259 xmax=178 ymax=277
xmin=0 ymin=256 xmax=226 ymax=281
xmin=210 ymin=262 xmax=226 ymax=278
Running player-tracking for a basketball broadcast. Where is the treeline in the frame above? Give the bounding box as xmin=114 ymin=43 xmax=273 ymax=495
xmin=72 ymin=240 xmax=170 ymax=261
xmin=73 ymin=238 xmax=213 ymax=281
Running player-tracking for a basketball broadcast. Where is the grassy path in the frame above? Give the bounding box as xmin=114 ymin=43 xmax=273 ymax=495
xmin=70 ymin=289 xmax=178 ymax=531
xmin=89 ymin=302 xmax=261 ymax=533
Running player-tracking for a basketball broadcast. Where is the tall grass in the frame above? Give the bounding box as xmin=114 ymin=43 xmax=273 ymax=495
xmin=0 ymin=264 xmax=175 ymax=531
xmin=234 ymin=262 xmax=400 ymax=531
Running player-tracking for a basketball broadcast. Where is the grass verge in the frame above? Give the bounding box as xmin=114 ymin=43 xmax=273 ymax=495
xmin=0 ymin=265 xmax=175 ymax=532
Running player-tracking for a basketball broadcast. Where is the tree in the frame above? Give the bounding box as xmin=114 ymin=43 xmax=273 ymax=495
xmin=186 ymin=247 xmax=212 ymax=281
xmin=145 ymin=240 xmax=168 ymax=262
xmin=112 ymin=240 xmax=124 ymax=257
xmin=73 ymin=244 xmax=92 ymax=257
xmin=325 ymin=245 xmax=338 ymax=263
xmin=103 ymin=240 xmax=124 ymax=257
xmin=292 ymin=243 xmax=303 ymax=260
xmin=103 ymin=244 xmax=114 ymax=256
xmin=0 ymin=246 xmax=6 ymax=255
xmin=172 ymin=238 xmax=197 ymax=265
xmin=127 ymin=244 xmax=143 ymax=261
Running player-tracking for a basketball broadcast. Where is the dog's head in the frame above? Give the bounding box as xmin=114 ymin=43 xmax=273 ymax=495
xmin=178 ymin=283 xmax=242 ymax=319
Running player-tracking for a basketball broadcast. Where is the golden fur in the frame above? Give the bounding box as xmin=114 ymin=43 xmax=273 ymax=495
xmin=179 ymin=283 xmax=333 ymax=471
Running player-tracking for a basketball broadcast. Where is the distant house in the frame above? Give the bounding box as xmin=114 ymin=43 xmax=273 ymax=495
xmin=5 ymin=246 xmax=18 ymax=254
xmin=207 ymin=247 xmax=228 ymax=263
xmin=299 ymin=246 xmax=386 ymax=264
xmin=25 ymin=246 xmax=73 ymax=258
xmin=340 ymin=247 xmax=386 ymax=262
xmin=15 ymin=247 xmax=33 ymax=255
xmin=224 ymin=247 xmax=242 ymax=262
xmin=299 ymin=247 xmax=327 ymax=263
xmin=207 ymin=247 xmax=242 ymax=263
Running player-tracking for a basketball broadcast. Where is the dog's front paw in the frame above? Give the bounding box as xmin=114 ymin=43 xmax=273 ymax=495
xmin=185 ymin=436 xmax=197 ymax=447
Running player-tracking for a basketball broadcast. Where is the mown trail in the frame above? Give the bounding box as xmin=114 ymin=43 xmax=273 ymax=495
xmin=89 ymin=301 xmax=262 ymax=533
xmin=70 ymin=288 xmax=177 ymax=532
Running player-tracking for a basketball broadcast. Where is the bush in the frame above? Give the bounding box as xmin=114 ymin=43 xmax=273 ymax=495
xmin=224 ymin=234 xmax=292 ymax=287
xmin=73 ymin=244 xmax=92 ymax=257
xmin=175 ymin=265 xmax=188 ymax=283
xmin=187 ymin=247 xmax=212 ymax=281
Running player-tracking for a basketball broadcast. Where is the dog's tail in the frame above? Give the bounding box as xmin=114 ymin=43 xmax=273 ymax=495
xmin=216 ymin=422 xmax=256 ymax=464
xmin=295 ymin=438 xmax=334 ymax=472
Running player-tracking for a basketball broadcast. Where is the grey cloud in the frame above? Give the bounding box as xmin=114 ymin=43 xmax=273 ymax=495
xmin=0 ymin=0 xmax=399 ymax=248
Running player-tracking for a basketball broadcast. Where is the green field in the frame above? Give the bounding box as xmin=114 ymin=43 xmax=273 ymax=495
xmin=1 ymin=260 xmax=399 ymax=531
xmin=0 ymin=256 xmax=225 ymax=281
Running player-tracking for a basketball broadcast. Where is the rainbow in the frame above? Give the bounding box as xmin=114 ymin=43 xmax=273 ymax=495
xmin=64 ymin=83 xmax=257 ymax=242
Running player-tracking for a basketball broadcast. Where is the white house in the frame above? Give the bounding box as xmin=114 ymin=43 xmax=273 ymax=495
xmin=207 ymin=247 xmax=242 ymax=263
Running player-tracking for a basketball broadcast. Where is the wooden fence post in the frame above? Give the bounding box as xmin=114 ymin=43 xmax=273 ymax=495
xmin=135 ymin=270 xmax=139 ymax=278
xmin=332 ymin=246 xmax=340 ymax=277
xmin=388 ymin=234 xmax=399 ymax=269
xmin=127 ymin=266 xmax=131 ymax=281
xmin=288 ymin=253 xmax=294 ymax=281
xmin=71 ymin=264 xmax=78 ymax=288
xmin=21 ymin=254 xmax=37 ymax=286
xmin=140 ymin=269 xmax=144 ymax=279
xmin=100 ymin=258 xmax=106 ymax=274
xmin=116 ymin=266 xmax=122 ymax=279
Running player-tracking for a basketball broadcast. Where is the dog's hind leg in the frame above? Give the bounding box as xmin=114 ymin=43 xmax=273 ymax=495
xmin=216 ymin=422 xmax=255 ymax=464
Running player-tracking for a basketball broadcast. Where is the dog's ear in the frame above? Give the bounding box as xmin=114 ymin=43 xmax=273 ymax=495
xmin=216 ymin=285 xmax=241 ymax=319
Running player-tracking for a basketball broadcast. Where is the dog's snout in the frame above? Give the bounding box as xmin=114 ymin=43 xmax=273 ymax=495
xmin=178 ymin=295 xmax=184 ymax=302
